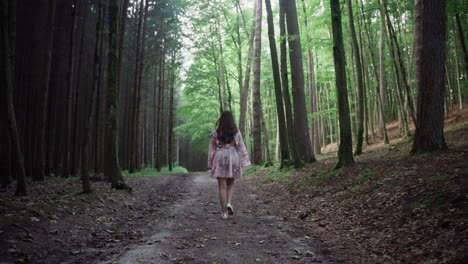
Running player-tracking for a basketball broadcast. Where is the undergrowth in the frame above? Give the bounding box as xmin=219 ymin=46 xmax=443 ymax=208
xmin=122 ymin=166 xmax=188 ymax=178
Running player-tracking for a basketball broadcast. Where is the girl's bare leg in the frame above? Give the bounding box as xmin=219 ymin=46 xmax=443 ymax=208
xmin=226 ymin=178 xmax=235 ymax=205
xmin=217 ymin=178 xmax=228 ymax=213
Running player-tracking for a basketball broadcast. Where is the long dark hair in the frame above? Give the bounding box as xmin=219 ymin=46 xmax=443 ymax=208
xmin=216 ymin=111 xmax=238 ymax=144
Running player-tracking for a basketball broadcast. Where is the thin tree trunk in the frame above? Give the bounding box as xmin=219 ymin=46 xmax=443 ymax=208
xmin=105 ymin=0 xmax=127 ymax=189
xmin=455 ymin=13 xmax=468 ymax=73
xmin=346 ymin=0 xmax=364 ymax=155
xmin=239 ymin=2 xmax=256 ymax=137
xmin=168 ymin=52 xmax=176 ymax=171
xmin=300 ymin=0 xmax=321 ymax=155
xmin=1 ymin=0 xmax=27 ymax=195
xmin=279 ymin=0 xmax=302 ymax=168
xmin=117 ymin=0 xmax=130 ymax=89
xmin=35 ymin=0 xmax=57 ymax=181
xmin=383 ymin=0 xmax=416 ymax=124
xmin=252 ymin=0 xmax=263 ymax=164
xmin=265 ymin=0 xmax=290 ymax=167
xmin=453 ymin=17 xmax=463 ymax=109
xmin=378 ymin=6 xmax=389 ymax=142
xmin=330 ymin=0 xmax=354 ymax=168
xmin=80 ymin=0 xmax=105 ymax=194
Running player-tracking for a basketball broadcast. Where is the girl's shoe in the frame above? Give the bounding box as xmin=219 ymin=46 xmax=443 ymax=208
xmin=227 ymin=203 xmax=234 ymax=215
xmin=221 ymin=212 xmax=228 ymax=220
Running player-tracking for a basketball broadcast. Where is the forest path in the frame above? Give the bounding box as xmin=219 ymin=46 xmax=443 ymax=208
xmin=100 ymin=173 xmax=336 ymax=264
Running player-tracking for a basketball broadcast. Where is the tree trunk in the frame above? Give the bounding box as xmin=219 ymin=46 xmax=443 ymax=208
xmin=252 ymin=0 xmax=263 ymax=165
xmin=411 ymin=0 xmax=448 ymax=153
xmin=155 ymin=46 xmax=166 ymax=171
xmin=300 ymin=0 xmax=321 ymax=155
xmin=285 ymin=0 xmax=315 ymax=163
xmin=168 ymin=52 xmax=176 ymax=171
xmin=105 ymin=0 xmax=126 ymax=189
xmin=265 ymin=0 xmax=290 ymax=167
xmin=383 ymin=0 xmax=416 ymax=124
xmin=346 ymin=0 xmax=364 ymax=155
xmin=279 ymin=0 xmax=302 ymax=168
xmin=455 ymin=13 xmax=468 ymax=74
xmin=80 ymin=0 xmax=105 ymax=194
xmin=378 ymin=6 xmax=389 ymax=143
xmin=453 ymin=17 xmax=463 ymax=109
xmin=239 ymin=3 xmax=256 ymax=137
xmin=1 ymin=0 xmax=27 ymax=195
xmin=330 ymin=0 xmax=355 ymax=168
xmin=117 ymin=0 xmax=130 ymax=89
xmin=129 ymin=0 xmax=145 ymax=173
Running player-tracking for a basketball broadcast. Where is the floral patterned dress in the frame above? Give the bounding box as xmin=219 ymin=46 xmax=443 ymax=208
xmin=207 ymin=130 xmax=251 ymax=179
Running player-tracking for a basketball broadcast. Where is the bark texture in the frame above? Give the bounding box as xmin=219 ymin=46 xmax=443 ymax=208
xmin=252 ymin=0 xmax=263 ymax=165
xmin=330 ymin=0 xmax=355 ymax=168
xmin=285 ymin=0 xmax=315 ymax=163
xmin=411 ymin=0 xmax=448 ymax=153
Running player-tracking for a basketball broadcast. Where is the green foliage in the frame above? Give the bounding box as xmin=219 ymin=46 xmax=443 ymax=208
xmin=355 ymin=169 xmax=378 ymax=184
xmin=122 ymin=166 xmax=188 ymax=178
xmin=308 ymin=107 xmax=337 ymax=121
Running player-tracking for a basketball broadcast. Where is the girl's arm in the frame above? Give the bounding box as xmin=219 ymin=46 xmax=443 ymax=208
xmin=207 ymin=130 xmax=217 ymax=168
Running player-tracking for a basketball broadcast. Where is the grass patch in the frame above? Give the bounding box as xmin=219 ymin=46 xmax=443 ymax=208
xmin=293 ymin=169 xmax=342 ymax=188
xmin=315 ymin=169 xmax=341 ymax=184
xmin=260 ymin=166 xmax=297 ymax=184
xmin=444 ymin=122 xmax=468 ymax=133
xmin=355 ymin=170 xmax=378 ymax=184
xmin=122 ymin=166 xmax=188 ymax=178
xmin=397 ymin=135 xmax=414 ymax=145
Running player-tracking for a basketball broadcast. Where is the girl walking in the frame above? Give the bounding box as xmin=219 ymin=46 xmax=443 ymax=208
xmin=208 ymin=111 xmax=251 ymax=219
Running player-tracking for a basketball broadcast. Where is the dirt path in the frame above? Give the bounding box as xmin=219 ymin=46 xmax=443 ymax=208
xmin=100 ymin=173 xmax=338 ymax=264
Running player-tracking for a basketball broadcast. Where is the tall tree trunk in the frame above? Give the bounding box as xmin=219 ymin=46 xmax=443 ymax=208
xmin=129 ymin=0 xmax=145 ymax=173
xmin=300 ymin=0 xmax=321 ymax=155
xmin=35 ymin=0 xmax=57 ymax=181
xmin=239 ymin=2 xmax=256 ymax=137
xmin=155 ymin=44 xmax=166 ymax=171
xmin=252 ymin=0 xmax=263 ymax=165
xmin=346 ymin=0 xmax=365 ymax=155
xmin=64 ymin=0 xmax=79 ymax=177
xmin=117 ymin=0 xmax=130 ymax=168
xmin=136 ymin=0 xmax=149 ymax=168
xmin=453 ymin=17 xmax=463 ymax=109
xmin=80 ymin=0 xmax=105 ymax=194
xmin=217 ymin=20 xmax=228 ymax=111
xmin=265 ymin=0 xmax=290 ymax=167
xmin=330 ymin=0 xmax=355 ymax=168
xmin=455 ymin=13 xmax=468 ymax=74
xmin=105 ymin=0 xmax=126 ymax=189
xmin=279 ymin=0 xmax=302 ymax=168
xmin=117 ymin=0 xmax=130 ymax=88
xmin=411 ymin=0 xmax=448 ymax=153
xmin=1 ymin=0 xmax=27 ymax=195
xmin=234 ymin=3 xmax=244 ymax=116
xmin=378 ymin=6 xmax=389 ymax=143
xmin=168 ymin=52 xmax=176 ymax=171
xmin=383 ymin=0 xmax=416 ymax=124
xmin=285 ymin=0 xmax=315 ymax=163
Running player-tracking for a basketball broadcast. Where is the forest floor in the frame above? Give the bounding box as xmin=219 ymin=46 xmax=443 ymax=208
xmin=245 ymin=105 xmax=468 ymax=264
xmin=1 ymin=173 xmax=342 ymax=263
xmin=1 ymin=106 xmax=467 ymax=264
